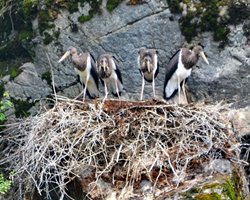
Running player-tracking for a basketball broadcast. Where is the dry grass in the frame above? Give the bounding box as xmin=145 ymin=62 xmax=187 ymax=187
xmin=0 ymin=97 xmax=241 ymax=199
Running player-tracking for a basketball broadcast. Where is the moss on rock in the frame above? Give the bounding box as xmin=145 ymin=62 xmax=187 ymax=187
xmin=22 ymin=0 xmax=38 ymax=18
xmin=167 ymin=0 xmax=250 ymax=46
xmin=195 ymin=193 xmax=222 ymax=200
xmin=41 ymin=71 xmax=52 ymax=85
xmin=9 ymin=68 xmax=22 ymax=81
xmin=43 ymin=32 xmax=54 ymax=45
xmin=38 ymin=10 xmax=55 ymax=35
xmin=106 ymin=0 xmax=122 ymax=12
xmin=78 ymin=15 xmax=92 ymax=23
xmin=11 ymin=98 xmax=35 ymax=118
xmin=180 ymin=172 xmax=244 ymax=200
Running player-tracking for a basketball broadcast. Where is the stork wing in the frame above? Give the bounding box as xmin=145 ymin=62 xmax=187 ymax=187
xmin=89 ymin=53 xmax=96 ymax=68
xmin=154 ymin=53 xmax=159 ymax=78
xmin=164 ymin=49 xmax=180 ymax=84
xmin=111 ymin=56 xmax=123 ymax=84
xmin=163 ymin=49 xmax=180 ymax=99
xmin=115 ymin=68 xmax=123 ymax=84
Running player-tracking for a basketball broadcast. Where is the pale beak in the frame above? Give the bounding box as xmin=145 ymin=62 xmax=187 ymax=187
xmin=147 ymin=60 xmax=151 ymax=73
xmin=58 ymin=51 xmax=70 ymax=63
xmin=200 ymin=51 xmax=209 ymax=65
xmin=103 ymin=63 xmax=108 ymax=72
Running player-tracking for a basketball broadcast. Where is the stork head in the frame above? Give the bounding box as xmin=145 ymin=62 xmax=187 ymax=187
xmin=99 ymin=56 xmax=109 ymax=72
xmin=139 ymin=49 xmax=157 ymax=73
xmin=58 ymin=46 xmax=77 ymax=63
xmin=193 ymin=45 xmax=209 ymax=65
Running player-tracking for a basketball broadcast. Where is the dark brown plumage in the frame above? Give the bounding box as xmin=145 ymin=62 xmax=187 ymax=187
xmin=58 ymin=47 xmax=99 ymax=99
xmin=96 ymin=54 xmax=123 ymax=98
xmin=163 ymin=45 xmax=209 ymax=104
xmin=138 ymin=49 xmax=159 ymax=100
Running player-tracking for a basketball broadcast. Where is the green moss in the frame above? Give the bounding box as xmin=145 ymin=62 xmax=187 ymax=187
xmin=202 ymin=183 xmax=220 ymax=189
xmin=43 ymin=32 xmax=54 ymax=45
xmin=0 ymin=172 xmax=12 ymax=195
xmin=53 ymin=29 xmax=60 ymax=40
xmin=42 ymin=71 xmax=52 ymax=85
xmin=38 ymin=10 xmax=55 ymax=34
xmin=195 ymin=193 xmax=221 ymax=200
xmin=223 ymin=177 xmax=243 ymax=200
xmin=223 ymin=180 xmax=236 ymax=200
xmin=213 ymin=26 xmax=230 ymax=42
xmin=67 ymin=2 xmax=80 ymax=13
xmin=168 ymin=0 xmax=249 ymax=46
xmin=0 ymin=83 xmax=5 ymax=99
xmin=228 ymin=2 xmax=250 ymax=25
xmin=181 ymin=187 xmax=201 ymax=199
xmin=18 ymin=30 xmax=33 ymax=41
xmin=167 ymin=0 xmax=182 ymax=14
xmin=106 ymin=0 xmax=122 ymax=12
xmin=22 ymin=0 xmax=38 ymax=17
xmin=88 ymin=0 xmax=102 ymax=16
xmin=179 ymin=15 xmax=198 ymax=42
xmin=10 ymin=67 xmax=22 ymax=80
xmin=11 ymin=98 xmax=35 ymax=118
xmin=78 ymin=15 xmax=92 ymax=23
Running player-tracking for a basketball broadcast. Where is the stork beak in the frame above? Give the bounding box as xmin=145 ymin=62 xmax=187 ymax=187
xmin=147 ymin=60 xmax=151 ymax=73
xmin=58 ymin=51 xmax=71 ymax=63
xmin=103 ymin=63 xmax=108 ymax=72
xmin=200 ymin=51 xmax=209 ymax=65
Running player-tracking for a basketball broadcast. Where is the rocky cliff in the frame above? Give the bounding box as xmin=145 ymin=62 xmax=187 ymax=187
xmin=0 ymin=0 xmax=249 ymax=116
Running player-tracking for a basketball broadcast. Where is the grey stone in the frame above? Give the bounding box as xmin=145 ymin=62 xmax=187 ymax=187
xmin=205 ymin=159 xmax=232 ymax=175
xmin=1 ymin=0 xmax=250 ymax=110
xmin=5 ymin=63 xmax=52 ymax=101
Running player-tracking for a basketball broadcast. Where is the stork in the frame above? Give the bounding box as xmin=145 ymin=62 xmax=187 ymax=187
xmin=163 ymin=45 xmax=209 ymax=104
xmin=138 ymin=49 xmax=159 ymax=100
xmin=58 ymin=47 xmax=99 ymax=100
xmin=96 ymin=54 xmax=123 ymax=99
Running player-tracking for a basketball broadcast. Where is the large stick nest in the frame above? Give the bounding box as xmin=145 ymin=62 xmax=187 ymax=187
xmin=0 ymin=98 xmax=240 ymax=199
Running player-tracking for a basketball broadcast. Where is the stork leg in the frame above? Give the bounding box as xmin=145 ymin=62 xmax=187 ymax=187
xmin=152 ymin=73 xmax=155 ymax=98
xmin=182 ymin=79 xmax=188 ymax=104
xmin=140 ymin=76 xmax=145 ymax=100
xmin=178 ymin=75 xmax=181 ymax=104
xmin=74 ymin=88 xmax=83 ymax=100
xmin=115 ymin=76 xmax=120 ymax=99
xmin=83 ymin=74 xmax=89 ymax=101
xmin=104 ymin=80 xmax=108 ymax=101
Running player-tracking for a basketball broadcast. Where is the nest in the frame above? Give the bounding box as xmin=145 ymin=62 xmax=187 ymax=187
xmin=0 ymin=97 xmax=240 ymax=199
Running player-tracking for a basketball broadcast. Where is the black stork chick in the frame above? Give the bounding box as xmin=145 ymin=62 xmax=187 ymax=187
xmin=96 ymin=54 xmax=123 ymax=99
xmin=163 ymin=45 xmax=209 ymax=104
xmin=138 ymin=49 xmax=159 ymax=100
xmin=58 ymin=47 xmax=99 ymax=100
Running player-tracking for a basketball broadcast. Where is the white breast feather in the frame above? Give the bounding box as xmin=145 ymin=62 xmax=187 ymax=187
xmin=104 ymin=69 xmax=123 ymax=94
xmin=165 ymin=50 xmax=192 ymax=98
xmin=110 ymin=59 xmax=117 ymax=70
xmin=76 ymin=54 xmax=99 ymax=98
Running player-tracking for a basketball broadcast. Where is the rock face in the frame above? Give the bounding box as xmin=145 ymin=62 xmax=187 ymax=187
xmin=1 ymin=0 xmax=249 ymax=108
xmin=5 ymin=63 xmax=52 ymax=101
xmin=36 ymin=0 xmax=184 ymax=100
